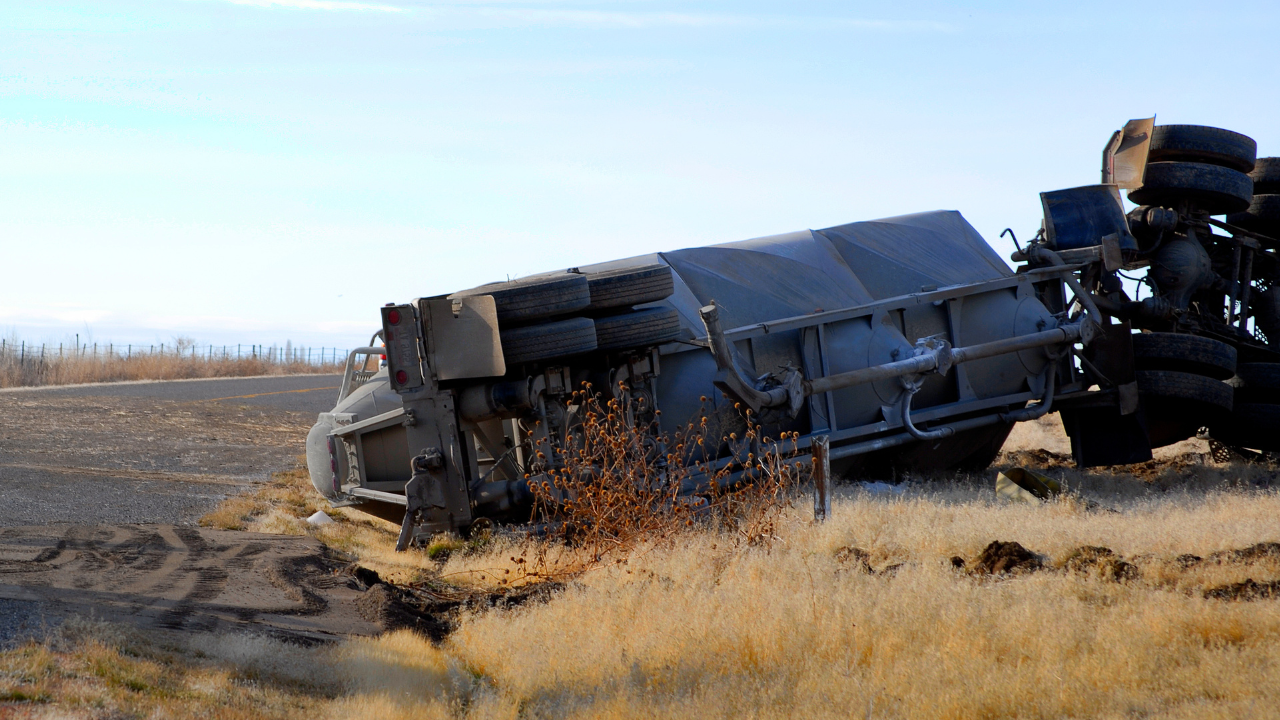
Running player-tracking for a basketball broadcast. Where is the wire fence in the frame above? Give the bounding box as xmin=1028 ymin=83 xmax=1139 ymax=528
xmin=0 ymin=336 xmax=359 ymax=389
xmin=0 ymin=339 xmax=353 ymax=366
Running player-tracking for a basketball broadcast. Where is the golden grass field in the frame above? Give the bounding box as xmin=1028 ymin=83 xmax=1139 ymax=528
xmin=3 ymin=415 xmax=1280 ymax=719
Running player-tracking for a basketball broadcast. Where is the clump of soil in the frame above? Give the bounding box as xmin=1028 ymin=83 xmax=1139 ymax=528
xmin=971 ymin=541 xmax=1043 ymax=575
xmin=1061 ymin=546 xmax=1139 ymax=582
xmin=1204 ymin=579 xmax=1280 ymax=601
xmin=834 ymin=546 xmax=873 ymax=574
xmin=1206 ymin=542 xmax=1280 ymax=564
xmin=833 ymin=546 xmax=903 ymax=576
xmin=1119 ymin=453 xmax=1208 ymax=482
xmin=348 ymin=564 xmax=563 ymax=642
xmin=355 ymin=584 xmax=452 ymax=641
xmin=1174 ymin=554 xmax=1203 ymax=569
xmin=997 ymin=449 xmax=1072 ymax=469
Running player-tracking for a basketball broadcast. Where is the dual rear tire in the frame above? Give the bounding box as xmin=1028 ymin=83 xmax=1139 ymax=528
xmin=1128 ymin=125 xmax=1257 ymax=215
xmin=458 ymin=265 xmax=682 ymax=365
xmin=1212 ymin=362 xmax=1280 ymax=451
xmin=1132 ymin=332 xmax=1235 ymax=448
xmin=500 ymin=308 xmax=682 ymax=364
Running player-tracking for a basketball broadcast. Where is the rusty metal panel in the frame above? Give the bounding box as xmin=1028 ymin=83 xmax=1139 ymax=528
xmin=1111 ymin=117 xmax=1155 ymax=189
xmin=423 ymin=296 xmax=505 ymax=381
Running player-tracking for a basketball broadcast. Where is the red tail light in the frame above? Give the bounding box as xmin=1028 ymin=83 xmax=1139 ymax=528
xmin=395 ymin=370 xmax=408 ymax=384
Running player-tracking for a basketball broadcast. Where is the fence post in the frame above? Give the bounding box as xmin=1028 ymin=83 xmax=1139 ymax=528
xmin=20 ymin=341 xmax=25 ymax=365
xmin=812 ymin=435 xmax=831 ymax=523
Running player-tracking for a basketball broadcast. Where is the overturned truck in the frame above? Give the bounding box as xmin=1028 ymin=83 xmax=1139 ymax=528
xmin=306 ymin=118 xmax=1280 ymax=545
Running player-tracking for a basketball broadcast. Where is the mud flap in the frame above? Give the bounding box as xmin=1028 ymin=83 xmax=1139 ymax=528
xmin=1083 ymin=320 xmax=1139 ymax=415
xmin=1061 ymin=403 xmax=1152 ymax=467
xmin=1060 ymin=318 xmax=1152 ymax=467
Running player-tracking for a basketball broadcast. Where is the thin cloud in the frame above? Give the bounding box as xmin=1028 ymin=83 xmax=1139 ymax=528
xmin=225 ymin=0 xmax=406 ymax=12
xmin=433 ymin=6 xmax=954 ymax=32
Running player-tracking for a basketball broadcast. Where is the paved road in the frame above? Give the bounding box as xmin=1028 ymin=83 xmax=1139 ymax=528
xmin=0 ymin=374 xmax=342 ymax=528
xmin=0 ymin=373 xmax=343 ymax=413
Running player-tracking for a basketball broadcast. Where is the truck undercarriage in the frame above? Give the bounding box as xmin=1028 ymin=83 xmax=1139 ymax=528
xmin=306 ymin=118 xmax=1280 ymax=546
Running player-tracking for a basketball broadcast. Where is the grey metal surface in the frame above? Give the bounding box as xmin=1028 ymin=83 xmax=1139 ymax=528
xmin=543 ymin=210 xmax=1011 ymax=335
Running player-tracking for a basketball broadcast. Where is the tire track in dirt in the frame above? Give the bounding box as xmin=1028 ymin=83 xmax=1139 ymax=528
xmin=0 ymin=525 xmax=383 ymax=643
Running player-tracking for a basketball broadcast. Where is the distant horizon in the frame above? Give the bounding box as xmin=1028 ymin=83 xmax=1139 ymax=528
xmin=0 ymin=330 xmax=362 ymax=356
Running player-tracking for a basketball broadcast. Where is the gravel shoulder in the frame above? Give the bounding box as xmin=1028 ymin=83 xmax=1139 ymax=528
xmin=0 ymin=375 xmax=381 ymax=646
xmin=0 ymin=375 xmax=340 ymax=527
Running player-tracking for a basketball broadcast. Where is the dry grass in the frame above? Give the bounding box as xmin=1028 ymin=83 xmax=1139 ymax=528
xmin=9 ymin=418 xmax=1280 ymax=718
xmin=523 ymin=391 xmax=803 ymax=579
xmin=0 ymin=337 xmax=344 ymax=388
xmin=199 ymin=464 xmax=441 ymax=586
xmin=425 ymin=483 xmax=1280 ymax=719
xmin=0 ymin=618 xmax=334 ymax=719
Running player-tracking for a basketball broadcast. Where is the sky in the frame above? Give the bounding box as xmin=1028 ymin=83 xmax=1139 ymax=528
xmin=2 ymin=0 xmax=1278 ymax=349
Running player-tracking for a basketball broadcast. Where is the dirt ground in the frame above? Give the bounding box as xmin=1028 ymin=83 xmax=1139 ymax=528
xmin=1 ymin=381 xmax=1278 ymax=718
xmin=0 ymin=525 xmax=382 ymax=645
xmin=0 ymin=380 xmax=1274 ymax=655
xmin=0 ymin=389 xmax=318 ymax=527
xmin=0 ymin=377 xmax=358 ymax=648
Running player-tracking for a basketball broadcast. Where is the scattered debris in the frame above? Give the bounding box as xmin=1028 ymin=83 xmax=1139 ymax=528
xmin=996 ymin=467 xmax=1061 ymax=504
xmin=859 ymin=481 xmax=907 ymax=496
xmin=306 ymin=510 xmax=335 ymax=526
xmin=971 ymin=541 xmax=1043 ymax=575
xmin=1061 ymin=546 xmax=1139 ymax=582
xmin=949 ymin=556 xmax=966 ymax=570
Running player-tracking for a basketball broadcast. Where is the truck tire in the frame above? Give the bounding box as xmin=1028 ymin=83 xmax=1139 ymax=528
xmin=1226 ymin=195 xmax=1280 ymax=235
xmin=1136 ymin=370 xmax=1233 ymax=410
xmin=1230 ymin=362 xmax=1280 ymax=404
xmin=593 ymin=307 xmax=682 ymax=350
xmin=452 ymin=274 xmax=591 ymax=323
xmin=1136 ymin=370 xmax=1233 ymax=448
xmin=1128 ymin=162 xmax=1254 ymax=215
xmin=1146 ymin=125 xmax=1257 ymax=173
xmin=500 ymin=317 xmax=597 ymax=364
xmin=1211 ymin=403 xmax=1280 ymax=452
xmin=586 ymin=265 xmax=676 ymax=311
xmin=1132 ymin=332 xmax=1237 ymax=380
xmin=1249 ymin=158 xmax=1280 ymax=195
